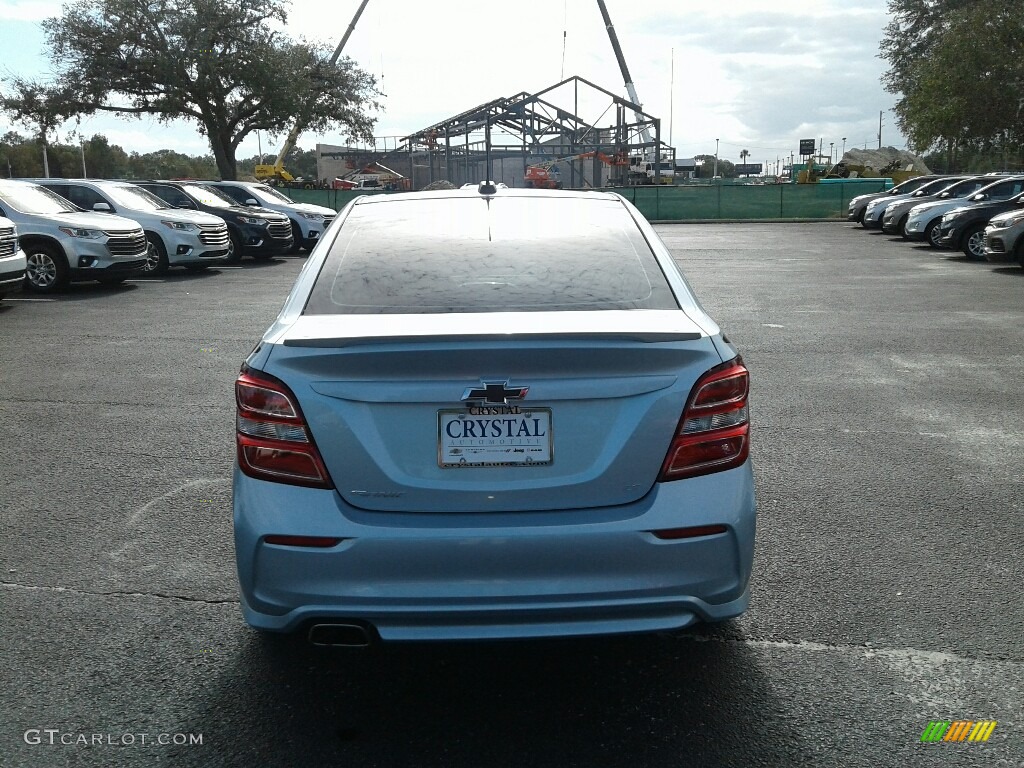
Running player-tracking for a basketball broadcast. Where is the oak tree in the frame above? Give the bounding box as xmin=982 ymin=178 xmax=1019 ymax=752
xmin=4 ymin=0 xmax=379 ymax=179
xmin=881 ymin=0 xmax=1024 ymax=164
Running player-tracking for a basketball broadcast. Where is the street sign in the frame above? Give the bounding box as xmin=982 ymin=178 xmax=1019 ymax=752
xmin=799 ymin=139 xmax=816 ymax=156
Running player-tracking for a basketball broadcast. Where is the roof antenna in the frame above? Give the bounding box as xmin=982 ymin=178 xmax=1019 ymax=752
xmin=560 ymin=0 xmax=567 ymax=80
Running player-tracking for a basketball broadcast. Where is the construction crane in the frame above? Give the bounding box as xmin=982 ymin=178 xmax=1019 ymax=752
xmin=254 ymin=0 xmax=371 ymax=186
xmin=596 ymin=0 xmax=674 ymax=184
xmin=596 ymin=0 xmax=651 ymax=150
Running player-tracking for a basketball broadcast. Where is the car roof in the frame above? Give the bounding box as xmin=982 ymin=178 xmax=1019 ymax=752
xmin=350 ymin=188 xmax=622 ymax=207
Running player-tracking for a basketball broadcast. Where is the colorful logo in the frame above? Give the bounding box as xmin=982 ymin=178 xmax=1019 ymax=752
xmin=921 ymin=720 xmax=997 ymax=743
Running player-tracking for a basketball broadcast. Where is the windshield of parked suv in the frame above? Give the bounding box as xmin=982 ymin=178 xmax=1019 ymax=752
xmin=890 ymin=177 xmax=932 ymax=195
xmin=252 ymin=184 xmax=292 ymax=203
xmin=0 ymin=184 xmax=82 ymax=214
xmin=182 ymin=184 xmax=239 ymax=208
xmin=937 ymin=179 xmax=988 ymax=199
xmin=917 ymin=178 xmax=960 ymax=195
xmin=975 ymin=179 xmax=1024 ymax=201
xmin=103 ymin=184 xmax=172 ymax=211
xmin=305 ymin=196 xmax=678 ymax=315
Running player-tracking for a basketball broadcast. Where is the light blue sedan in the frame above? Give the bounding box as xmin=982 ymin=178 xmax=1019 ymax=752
xmin=232 ymin=184 xmax=756 ymax=645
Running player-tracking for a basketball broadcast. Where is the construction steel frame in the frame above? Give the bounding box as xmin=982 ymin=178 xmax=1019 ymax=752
xmin=400 ymin=75 xmax=673 ymax=188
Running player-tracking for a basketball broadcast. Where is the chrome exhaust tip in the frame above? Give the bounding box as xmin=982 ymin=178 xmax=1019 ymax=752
xmin=307 ymin=622 xmax=373 ymax=647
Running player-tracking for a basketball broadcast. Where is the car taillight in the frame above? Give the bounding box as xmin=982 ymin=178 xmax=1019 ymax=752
xmin=659 ymin=357 xmax=750 ymax=481
xmin=235 ymin=368 xmax=333 ymax=488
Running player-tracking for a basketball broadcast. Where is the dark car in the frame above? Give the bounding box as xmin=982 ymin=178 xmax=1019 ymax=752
xmin=880 ymin=176 xmax=979 ymax=236
xmin=134 ymin=181 xmax=293 ymax=261
xmin=846 ymin=175 xmax=948 ymax=225
xmin=933 ymin=178 xmax=1024 ymax=259
xmin=861 ymin=177 xmax=966 ymax=230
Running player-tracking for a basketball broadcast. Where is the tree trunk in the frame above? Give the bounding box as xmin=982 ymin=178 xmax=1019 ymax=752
xmin=208 ymin=130 xmax=237 ymax=180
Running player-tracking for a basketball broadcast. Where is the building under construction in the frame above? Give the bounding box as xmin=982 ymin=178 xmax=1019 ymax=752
xmin=318 ymin=75 xmax=678 ymax=191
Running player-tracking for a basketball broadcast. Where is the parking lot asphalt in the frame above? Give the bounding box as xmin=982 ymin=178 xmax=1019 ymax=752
xmin=1 ymin=224 xmax=1022 ymax=768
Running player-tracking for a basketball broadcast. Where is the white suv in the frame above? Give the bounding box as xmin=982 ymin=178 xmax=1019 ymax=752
xmin=206 ymin=181 xmax=335 ymax=251
xmin=35 ymin=179 xmax=230 ymax=275
xmin=0 ymin=216 xmax=27 ymax=301
xmin=0 ymin=179 xmax=147 ymax=293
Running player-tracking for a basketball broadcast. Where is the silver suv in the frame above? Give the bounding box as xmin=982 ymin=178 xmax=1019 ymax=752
xmin=36 ymin=179 xmax=230 ymax=275
xmin=983 ymin=208 xmax=1024 ymax=268
xmin=0 ymin=216 xmax=27 ymax=301
xmin=207 ymin=181 xmax=335 ymax=251
xmin=0 ymin=179 xmax=147 ymax=292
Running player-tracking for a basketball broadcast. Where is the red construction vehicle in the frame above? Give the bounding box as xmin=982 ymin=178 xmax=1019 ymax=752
xmin=524 ymin=150 xmax=629 ymax=189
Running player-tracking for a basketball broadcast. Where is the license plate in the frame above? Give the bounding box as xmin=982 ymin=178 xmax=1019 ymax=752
xmin=438 ymin=407 xmax=552 ymax=468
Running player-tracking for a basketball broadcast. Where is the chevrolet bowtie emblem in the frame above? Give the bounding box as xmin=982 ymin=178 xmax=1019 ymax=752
xmin=462 ymin=381 xmax=529 ymax=405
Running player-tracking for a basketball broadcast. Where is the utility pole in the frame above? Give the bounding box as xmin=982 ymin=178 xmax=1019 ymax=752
xmin=714 ymin=138 xmax=719 ymax=177
xmin=80 ymin=139 xmax=87 ymax=178
xmin=669 ymin=48 xmax=674 ymax=148
xmin=841 ymin=137 xmax=847 ymax=158
xmin=878 ymin=111 xmax=883 ymax=149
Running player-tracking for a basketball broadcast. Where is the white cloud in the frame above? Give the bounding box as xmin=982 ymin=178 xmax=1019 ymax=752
xmin=0 ymin=1 xmax=59 ymax=22
xmin=2 ymin=0 xmax=906 ymax=164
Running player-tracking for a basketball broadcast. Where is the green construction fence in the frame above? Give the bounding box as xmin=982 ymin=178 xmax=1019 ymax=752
xmin=281 ymin=180 xmax=888 ymax=222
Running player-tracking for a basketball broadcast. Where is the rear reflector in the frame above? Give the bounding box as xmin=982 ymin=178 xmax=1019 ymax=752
xmin=264 ymin=535 xmax=343 ymax=548
xmin=660 ymin=357 xmax=750 ymax=481
xmin=651 ymin=525 xmax=728 ymax=540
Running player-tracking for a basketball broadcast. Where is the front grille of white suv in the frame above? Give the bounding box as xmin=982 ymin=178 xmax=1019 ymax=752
xmin=105 ymin=230 xmax=148 ymax=257
xmin=198 ymin=223 xmax=229 ymax=247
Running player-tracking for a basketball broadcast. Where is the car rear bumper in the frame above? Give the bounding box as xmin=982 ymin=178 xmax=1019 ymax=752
xmin=233 ymin=461 xmax=757 ymax=640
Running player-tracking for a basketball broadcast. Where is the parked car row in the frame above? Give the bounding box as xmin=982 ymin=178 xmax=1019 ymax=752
xmin=848 ymin=173 xmax=1024 ymax=266
xmin=0 ymin=178 xmax=336 ymax=294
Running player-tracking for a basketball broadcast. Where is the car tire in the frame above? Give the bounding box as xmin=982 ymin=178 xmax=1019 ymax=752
xmin=290 ymin=221 xmax=303 ymax=253
xmin=897 ymin=214 xmax=910 ymax=238
xmin=856 ymin=208 xmax=866 ymax=225
xmin=924 ymin=219 xmax=942 ymax=248
xmin=1014 ymin=239 xmax=1024 ymax=269
xmin=143 ymin=233 xmax=169 ymax=275
xmin=24 ymin=243 xmax=69 ymax=293
xmin=962 ymin=225 xmax=986 ymax=261
xmin=226 ymin=229 xmax=243 ymax=263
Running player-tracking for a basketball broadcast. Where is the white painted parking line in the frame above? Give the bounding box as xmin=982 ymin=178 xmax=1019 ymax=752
xmin=125 ymin=279 xmax=165 ymax=283
xmin=4 ymin=297 xmax=56 ymax=302
xmin=218 ymin=266 xmax=244 ymax=269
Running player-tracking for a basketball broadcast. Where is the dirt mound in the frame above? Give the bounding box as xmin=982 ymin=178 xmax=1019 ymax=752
xmin=839 ymin=147 xmax=930 ymax=175
xmin=420 ymin=180 xmax=456 ymax=191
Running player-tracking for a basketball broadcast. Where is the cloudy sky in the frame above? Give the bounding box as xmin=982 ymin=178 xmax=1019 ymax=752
xmin=0 ymin=0 xmax=906 ymax=167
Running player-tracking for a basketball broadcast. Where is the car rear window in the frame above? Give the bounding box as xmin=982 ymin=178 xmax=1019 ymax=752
xmin=303 ymin=196 xmax=677 ymax=314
